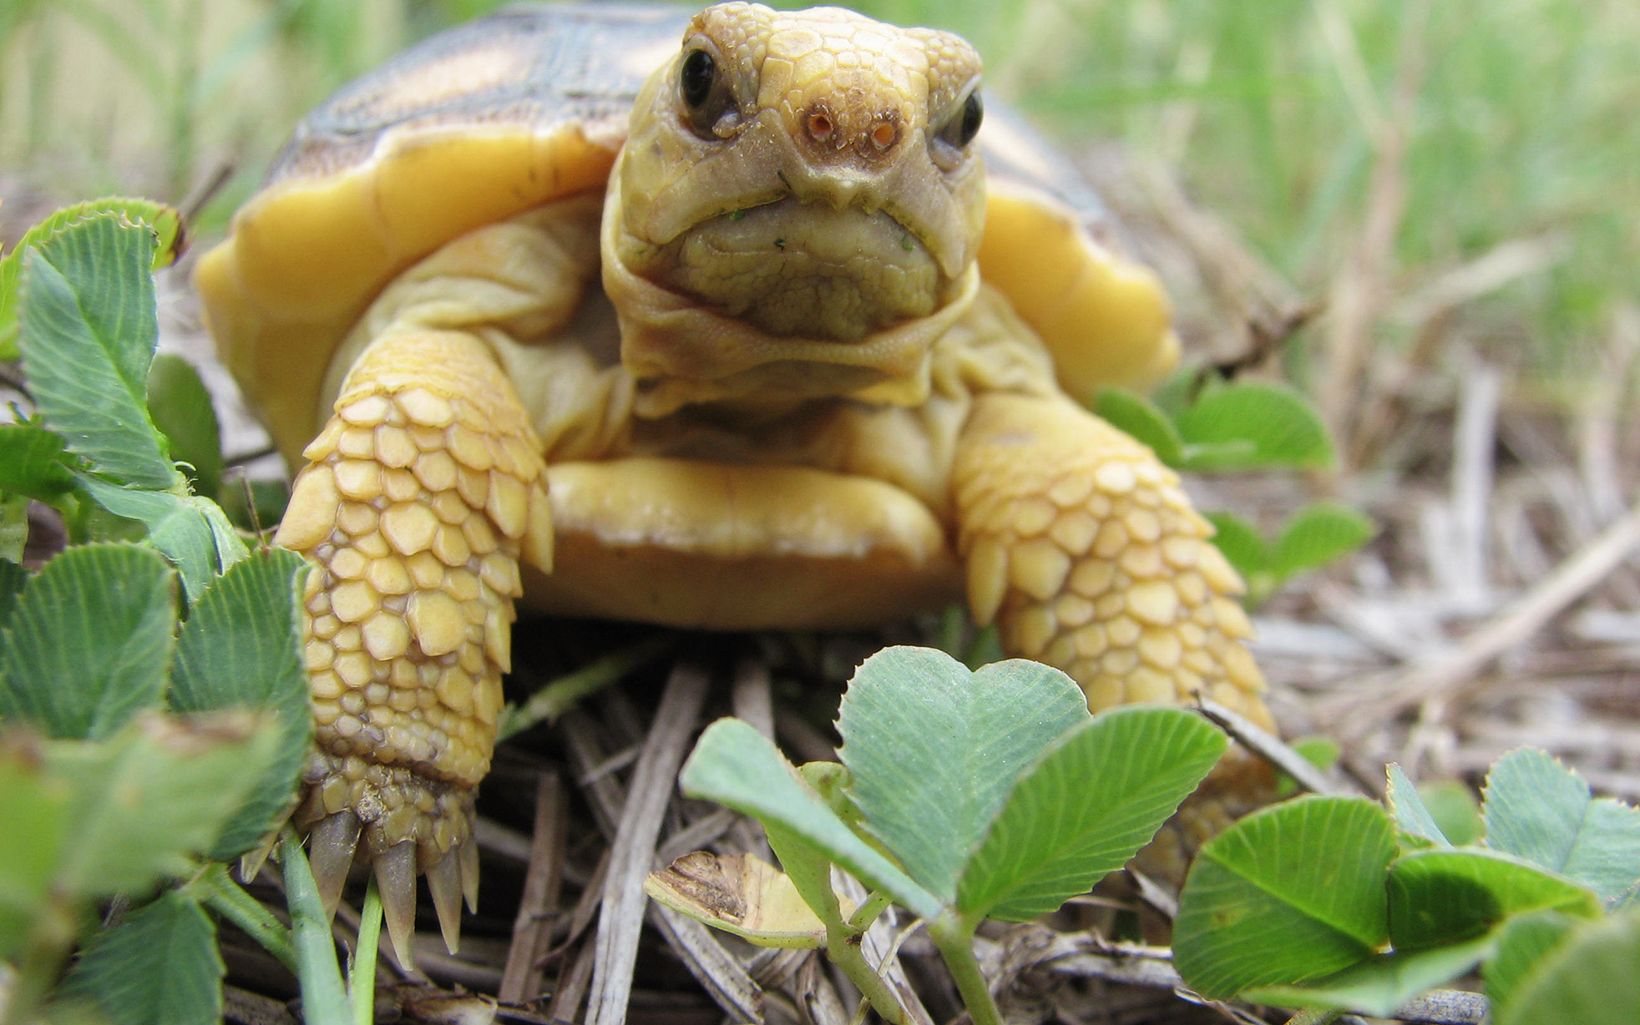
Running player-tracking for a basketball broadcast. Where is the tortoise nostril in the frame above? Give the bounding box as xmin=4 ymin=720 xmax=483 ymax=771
xmin=807 ymin=112 xmax=834 ymax=142
xmin=869 ymin=119 xmax=898 ymax=151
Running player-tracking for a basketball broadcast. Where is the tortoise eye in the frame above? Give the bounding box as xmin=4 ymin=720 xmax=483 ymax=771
xmin=680 ymin=49 xmax=716 ymax=109
xmin=679 ymin=48 xmax=735 ymax=138
xmin=937 ymin=90 xmax=984 ymax=150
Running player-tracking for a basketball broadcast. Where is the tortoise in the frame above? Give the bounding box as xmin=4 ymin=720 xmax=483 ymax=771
xmin=195 ymin=0 xmax=1271 ymax=962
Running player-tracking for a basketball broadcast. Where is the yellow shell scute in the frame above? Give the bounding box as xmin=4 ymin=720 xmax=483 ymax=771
xmin=196 ymin=122 xmax=620 ymax=467
xmin=979 ymin=186 xmax=1178 ymax=403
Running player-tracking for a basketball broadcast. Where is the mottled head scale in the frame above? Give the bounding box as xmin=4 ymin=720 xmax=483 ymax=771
xmin=603 ymin=2 xmax=989 ymax=413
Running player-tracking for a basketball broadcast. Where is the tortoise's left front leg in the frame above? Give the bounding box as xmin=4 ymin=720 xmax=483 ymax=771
xmin=952 ymin=392 xmax=1274 ymax=876
xmin=952 ymin=392 xmax=1269 ymax=724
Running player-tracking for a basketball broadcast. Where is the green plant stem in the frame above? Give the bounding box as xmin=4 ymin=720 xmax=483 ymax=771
xmin=192 ymin=862 xmax=297 ymax=971
xmin=280 ymin=827 xmax=350 ymax=1025
xmin=823 ymin=923 xmax=909 ymax=1025
xmin=497 ymin=633 xmax=674 ymax=740
xmin=350 ymin=875 xmax=382 ymax=1025
xmin=928 ymin=910 xmax=1002 ymax=1025
xmin=0 ymin=902 xmax=77 ymax=1025
xmin=845 ymin=889 xmax=895 ymax=933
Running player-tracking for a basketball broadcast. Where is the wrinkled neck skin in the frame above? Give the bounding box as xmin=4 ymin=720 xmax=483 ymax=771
xmin=600 ymin=4 xmax=987 ymax=420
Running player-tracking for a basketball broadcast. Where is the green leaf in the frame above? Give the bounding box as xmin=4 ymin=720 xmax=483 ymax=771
xmin=0 ymin=734 xmax=73 ymax=959
xmin=0 ymin=423 xmax=76 ymax=499
xmin=1421 ymin=781 xmax=1483 ymax=846
xmin=1388 ymin=764 xmax=1451 ymax=848
xmin=680 ymin=718 xmax=942 ymax=920
xmin=218 ymin=477 xmax=289 ymax=534
xmin=0 ymin=497 xmax=26 ymax=563
xmin=779 ymin=764 xmax=908 ymax=940
xmin=147 ymin=354 xmax=224 ymax=498
xmin=168 ymin=548 xmax=310 ymax=859
xmin=1481 ymin=747 xmax=1640 ymax=906
xmin=1387 ymin=848 xmax=1602 ymax=951
xmin=56 ymin=891 xmax=223 ymax=1025
xmin=74 ymin=479 xmax=247 ymax=601
xmin=17 ymin=215 xmax=181 ymax=491
xmin=1269 ymin=502 xmax=1375 ymax=581
xmin=1244 ymin=935 xmax=1494 ymax=1017
xmin=0 ymin=198 xmax=182 ymax=359
xmin=1204 ymin=511 xmax=1272 ymax=592
xmin=1175 ymin=382 xmax=1334 ymax=471
xmin=836 ymin=648 xmax=1089 ymax=904
xmin=1093 ymin=389 xmax=1184 ymax=466
xmin=1276 ymin=736 xmax=1341 ymax=798
xmin=48 ymin=711 xmax=281 ymax=896
xmin=1173 ymin=796 xmax=1396 ymax=999
xmin=0 ymin=543 xmax=176 ymax=740
xmin=1493 ymin=909 xmax=1640 ymax=1025
xmin=1484 ymin=909 xmax=1576 ymax=1014
xmin=0 ymin=558 xmax=24 ymax=625
xmin=957 ymin=707 xmax=1226 ymax=921
xmin=1147 ymin=365 xmax=1199 ymax=417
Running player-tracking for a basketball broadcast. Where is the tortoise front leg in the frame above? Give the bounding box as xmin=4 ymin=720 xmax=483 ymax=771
xmin=952 ymin=391 xmax=1272 ymax=725
xmin=274 ymin=328 xmax=550 ymax=963
xmin=952 ymin=392 xmax=1275 ymax=879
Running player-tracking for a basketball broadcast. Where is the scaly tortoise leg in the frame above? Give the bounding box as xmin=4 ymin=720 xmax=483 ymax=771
xmin=274 ymin=329 xmax=550 ymax=962
xmin=953 ymin=392 xmax=1273 ymax=879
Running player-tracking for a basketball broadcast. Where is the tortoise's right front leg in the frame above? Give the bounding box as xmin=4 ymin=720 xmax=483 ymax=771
xmin=274 ymin=328 xmax=550 ymax=962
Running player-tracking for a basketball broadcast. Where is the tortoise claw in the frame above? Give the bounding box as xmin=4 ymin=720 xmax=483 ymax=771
xmin=427 ymin=850 xmax=465 ymax=954
xmin=237 ymin=835 xmax=276 ymax=884
xmin=375 ymin=841 xmax=420 ymax=970
xmin=458 ymin=820 xmax=480 ymax=913
xmin=309 ymin=809 xmax=362 ymax=917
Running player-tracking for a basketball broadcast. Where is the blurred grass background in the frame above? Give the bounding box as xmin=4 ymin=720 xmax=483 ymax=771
xmin=2 ymin=0 xmax=1635 ymax=430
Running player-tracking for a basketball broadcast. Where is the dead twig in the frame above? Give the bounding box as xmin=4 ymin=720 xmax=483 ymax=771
xmin=1319 ymin=0 xmax=1430 ymax=464
xmin=1196 ymin=697 xmax=1360 ymax=797
xmin=585 ymin=664 xmax=712 ymax=1025
xmin=1323 ymin=496 xmax=1640 ymax=731
xmin=499 ymin=771 xmax=569 ymax=1004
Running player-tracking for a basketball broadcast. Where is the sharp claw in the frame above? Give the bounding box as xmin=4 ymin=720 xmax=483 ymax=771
xmin=309 ymin=810 xmax=362 ymax=918
xmin=427 ymin=850 xmax=464 ymax=954
xmin=375 ymin=841 xmax=419 ymax=970
xmin=238 ymin=836 xmax=276 ymax=884
xmin=459 ymin=810 xmax=480 ymax=913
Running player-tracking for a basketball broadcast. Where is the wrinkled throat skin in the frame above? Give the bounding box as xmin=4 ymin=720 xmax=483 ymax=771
xmin=601 ymin=1 xmax=989 ymax=419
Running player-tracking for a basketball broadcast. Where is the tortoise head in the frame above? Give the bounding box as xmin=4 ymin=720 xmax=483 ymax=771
xmin=603 ymin=1 xmax=988 ymax=414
